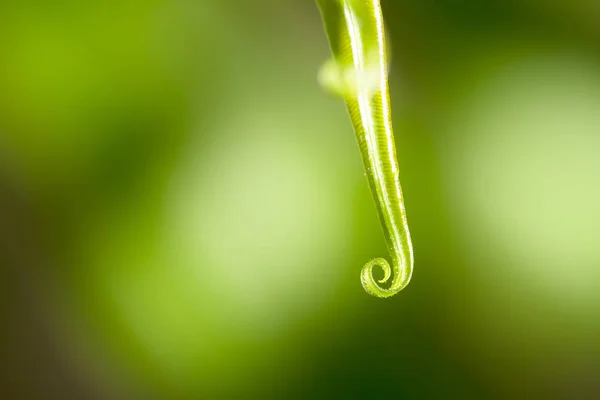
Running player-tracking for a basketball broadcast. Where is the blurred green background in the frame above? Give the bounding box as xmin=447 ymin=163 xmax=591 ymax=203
xmin=1 ymin=0 xmax=600 ymax=398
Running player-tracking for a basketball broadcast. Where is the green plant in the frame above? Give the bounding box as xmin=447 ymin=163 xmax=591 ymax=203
xmin=316 ymin=0 xmax=413 ymax=298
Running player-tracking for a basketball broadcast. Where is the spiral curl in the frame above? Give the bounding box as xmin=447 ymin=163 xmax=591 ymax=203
xmin=360 ymin=257 xmax=411 ymax=298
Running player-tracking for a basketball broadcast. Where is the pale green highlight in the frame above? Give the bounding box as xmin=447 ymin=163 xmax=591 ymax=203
xmin=316 ymin=0 xmax=414 ymax=298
